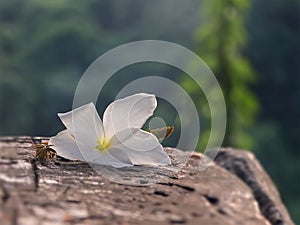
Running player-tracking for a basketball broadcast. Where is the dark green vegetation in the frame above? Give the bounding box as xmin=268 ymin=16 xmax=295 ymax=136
xmin=0 ymin=0 xmax=299 ymax=223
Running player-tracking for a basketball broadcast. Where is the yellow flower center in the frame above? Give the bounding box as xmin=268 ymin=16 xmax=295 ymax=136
xmin=95 ymin=137 xmax=111 ymax=152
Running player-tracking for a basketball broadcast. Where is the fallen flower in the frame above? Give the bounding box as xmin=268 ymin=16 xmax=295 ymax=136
xmin=32 ymin=142 xmax=56 ymax=161
xmin=147 ymin=126 xmax=175 ymax=142
xmin=49 ymin=93 xmax=171 ymax=168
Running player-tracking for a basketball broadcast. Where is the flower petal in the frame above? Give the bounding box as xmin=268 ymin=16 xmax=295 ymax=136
xmin=103 ymin=93 xmax=157 ymax=140
xmin=110 ymin=128 xmax=171 ymax=166
xmin=77 ymin=141 xmax=132 ymax=168
xmin=49 ymin=130 xmax=85 ymax=161
xmin=49 ymin=130 xmax=132 ymax=168
xmin=58 ymin=102 xmax=104 ymax=147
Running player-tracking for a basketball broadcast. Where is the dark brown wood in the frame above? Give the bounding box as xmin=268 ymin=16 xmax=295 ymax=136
xmin=0 ymin=137 xmax=294 ymax=225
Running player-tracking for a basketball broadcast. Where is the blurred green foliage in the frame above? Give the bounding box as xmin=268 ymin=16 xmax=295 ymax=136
xmin=0 ymin=0 xmax=299 ymax=223
xmin=183 ymin=0 xmax=258 ymax=150
xmin=247 ymin=0 xmax=300 ymax=221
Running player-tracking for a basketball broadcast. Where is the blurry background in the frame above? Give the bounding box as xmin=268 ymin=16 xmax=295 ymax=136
xmin=0 ymin=0 xmax=299 ymax=222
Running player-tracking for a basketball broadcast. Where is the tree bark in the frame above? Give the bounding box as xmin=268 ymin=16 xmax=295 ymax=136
xmin=0 ymin=137 xmax=294 ymax=225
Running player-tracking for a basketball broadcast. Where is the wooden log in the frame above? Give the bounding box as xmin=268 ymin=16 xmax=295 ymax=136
xmin=0 ymin=137 xmax=294 ymax=225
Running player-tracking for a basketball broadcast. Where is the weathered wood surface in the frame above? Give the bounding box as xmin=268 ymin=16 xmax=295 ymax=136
xmin=0 ymin=137 xmax=294 ymax=225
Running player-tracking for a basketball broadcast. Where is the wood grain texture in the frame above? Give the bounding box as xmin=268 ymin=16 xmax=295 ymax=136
xmin=0 ymin=137 xmax=294 ymax=225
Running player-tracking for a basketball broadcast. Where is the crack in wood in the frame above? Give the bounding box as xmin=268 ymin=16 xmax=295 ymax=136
xmin=0 ymin=183 xmax=10 ymax=204
xmin=158 ymin=182 xmax=195 ymax=192
xmin=203 ymin=194 xmax=219 ymax=205
xmin=30 ymin=158 xmax=39 ymax=191
xmin=154 ymin=190 xmax=169 ymax=197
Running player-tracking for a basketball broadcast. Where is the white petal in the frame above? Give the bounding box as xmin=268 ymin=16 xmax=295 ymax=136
xmin=49 ymin=130 xmax=131 ymax=168
xmin=110 ymin=128 xmax=171 ymax=166
xmin=77 ymin=141 xmax=132 ymax=168
xmin=49 ymin=130 xmax=85 ymax=161
xmin=58 ymin=102 xmax=104 ymax=147
xmin=103 ymin=93 xmax=157 ymax=140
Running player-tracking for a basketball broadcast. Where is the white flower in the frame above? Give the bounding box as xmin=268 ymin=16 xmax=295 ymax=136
xmin=49 ymin=93 xmax=171 ymax=168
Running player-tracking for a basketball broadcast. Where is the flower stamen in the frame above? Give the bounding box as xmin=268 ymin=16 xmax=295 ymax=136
xmin=95 ymin=137 xmax=111 ymax=152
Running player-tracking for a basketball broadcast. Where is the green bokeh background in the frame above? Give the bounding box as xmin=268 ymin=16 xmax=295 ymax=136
xmin=0 ymin=0 xmax=299 ymax=222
